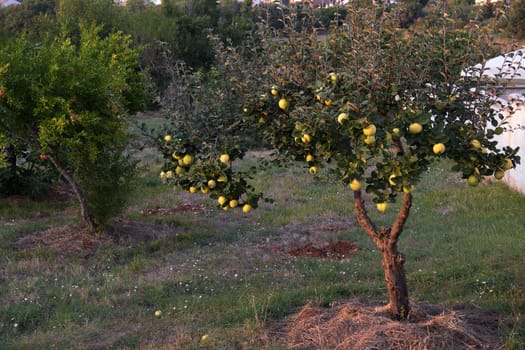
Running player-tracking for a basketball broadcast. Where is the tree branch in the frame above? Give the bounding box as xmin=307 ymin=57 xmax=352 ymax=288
xmin=390 ymin=192 xmax=412 ymax=245
xmin=353 ymin=190 xmax=382 ymax=247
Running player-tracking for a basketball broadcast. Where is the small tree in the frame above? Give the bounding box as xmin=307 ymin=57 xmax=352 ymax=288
xmin=0 ymin=24 xmax=146 ymax=231
xmin=158 ymin=6 xmax=520 ymax=319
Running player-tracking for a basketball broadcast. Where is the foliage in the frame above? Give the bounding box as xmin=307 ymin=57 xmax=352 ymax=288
xmin=502 ymin=0 xmax=525 ymax=39
xmin=0 ymin=0 xmax=58 ymax=42
xmin=156 ymin=4 xmax=520 ymax=318
xmin=0 ymin=24 xmax=146 ymax=228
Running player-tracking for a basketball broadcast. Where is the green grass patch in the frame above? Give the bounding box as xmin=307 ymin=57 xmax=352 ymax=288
xmin=0 ymin=159 xmax=523 ymax=349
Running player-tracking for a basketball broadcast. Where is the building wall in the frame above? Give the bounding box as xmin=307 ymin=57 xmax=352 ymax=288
xmin=494 ymin=92 xmax=525 ymax=195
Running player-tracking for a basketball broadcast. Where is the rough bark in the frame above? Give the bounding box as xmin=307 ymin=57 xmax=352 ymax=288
xmin=47 ymin=154 xmax=97 ymax=232
xmin=353 ymin=190 xmax=413 ymax=320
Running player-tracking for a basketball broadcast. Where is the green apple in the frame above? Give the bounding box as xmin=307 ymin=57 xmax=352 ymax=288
xmin=503 ymin=158 xmax=513 ymax=170
xmin=494 ymin=169 xmax=505 ymax=180
xmin=467 ymin=175 xmax=479 ymax=186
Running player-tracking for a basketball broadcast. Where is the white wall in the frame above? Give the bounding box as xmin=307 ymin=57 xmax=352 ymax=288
xmin=495 ymin=93 xmax=525 ymax=195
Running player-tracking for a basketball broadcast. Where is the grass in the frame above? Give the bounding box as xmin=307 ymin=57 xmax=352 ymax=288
xmin=0 ymin=154 xmax=524 ymax=349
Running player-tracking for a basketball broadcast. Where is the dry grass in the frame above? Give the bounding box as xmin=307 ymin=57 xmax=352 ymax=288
xmin=274 ymin=299 xmax=506 ymax=350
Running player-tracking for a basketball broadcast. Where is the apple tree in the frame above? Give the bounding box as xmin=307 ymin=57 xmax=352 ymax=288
xmin=158 ymin=6 xmax=520 ymax=319
xmin=0 ymin=24 xmax=146 ymax=231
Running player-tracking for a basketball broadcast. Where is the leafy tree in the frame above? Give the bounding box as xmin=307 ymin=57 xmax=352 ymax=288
xmin=0 ymin=24 xmax=146 ymax=231
xmin=0 ymin=0 xmax=58 ymax=42
xmin=157 ymin=5 xmax=520 ymax=320
xmin=503 ymin=0 xmax=525 ymax=38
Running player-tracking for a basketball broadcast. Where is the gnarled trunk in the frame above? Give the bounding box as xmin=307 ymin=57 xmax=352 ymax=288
xmin=353 ymin=190 xmax=412 ymax=320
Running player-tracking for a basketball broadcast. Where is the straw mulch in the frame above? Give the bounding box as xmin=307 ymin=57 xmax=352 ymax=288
xmin=273 ymin=299 xmax=505 ymax=350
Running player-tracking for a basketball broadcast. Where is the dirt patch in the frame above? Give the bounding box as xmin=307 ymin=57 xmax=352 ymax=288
xmin=13 ymin=219 xmax=178 ymax=258
xmin=139 ymin=204 xmax=207 ymax=216
xmin=273 ymin=299 xmax=506 ymax=349
xmin=288 ymin=241 xmax=360 ymax=260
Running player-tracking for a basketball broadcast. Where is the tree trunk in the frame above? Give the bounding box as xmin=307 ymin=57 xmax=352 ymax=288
xmin=47 ymin=154 xmax=97 ymax=232
xmin=353 ymin=190 xmax=413 ymax=320
xmin=380 ymin=242 xmax=410 ymax=320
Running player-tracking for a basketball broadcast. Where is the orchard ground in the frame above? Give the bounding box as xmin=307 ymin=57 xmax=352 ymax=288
xmin=0 ymin=115 xmax=524 ymax=349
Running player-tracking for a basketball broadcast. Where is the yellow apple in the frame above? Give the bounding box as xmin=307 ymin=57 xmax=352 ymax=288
xmin=229 ymin=199 xmax=238 ymax=208
xmin=242 ymin=204 xmax=252 ymax=213
xmin=403 ymin=185 xmax=414 ymax=193
xmin=309 ymin=166 xmax=318 ymax=175
xmin=219 ymin=154 xmax=230 ymax=164
xmin=189 ymin=186 xmax=198 ymax=193
xmin=363 ymin=124 xmax=377 ymax=136
xmin=301 ymin=134 xmax=312 ymax=143
xmin=408 ymin=123 xmax=423 ymax=134
xmin=182 ymin=154 xmax=194 ymax=166
xmin=470 ymin=139 xmax=481 ymax=148
xmin=278 ymin=98 xmax=289 ymax=110
xmin=337 ymin=113 xmax=349 ymax=124
xmin=388 ymin=174 xmax=397 ymax=186
xmin=154 ymin=310 xmax=162 ymax=317
xmin=376 ymin=202 xmax=388 ymax=212
xmin=165 ymin=170 xmax=174 ymax=179
xmin=305 ymin=154 xmax=314 ymax=162
xmin=392 ymin=127 xmax=401 ymax=137
xmin=364 ymin=135 xmax=376 ymax=145
xmin=329 ymin=72 xmax=337 ymax=82
xmin=218 ymin=196 xmax=228 ymax=206
xmin=175 ymin=166 xmax=183 ymax=175
xmin=324 ymin=99 xmax=333 ymax=106
xmin=164 ymin=135 xmax=172 ymax=142
xmin=207 ymin=179 xmax=216 ymax=189
xmin=271 ymin=86 xmax=279 ymax=96
xmin=217 ymin=175 xmax=228 ymax=183
xmin=432 ymin=143 xmax=446 ymax=155
xmin=349 ymin=178 xmax=361 ymax=191
xmin=201 ymin=186 xmax=209 ymax=194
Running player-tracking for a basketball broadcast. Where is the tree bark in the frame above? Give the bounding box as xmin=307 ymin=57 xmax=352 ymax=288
xmin=47 ymin=154 xmax=97 ymax=232
xmin=353 ymin=190 xmax=412 ymax=320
